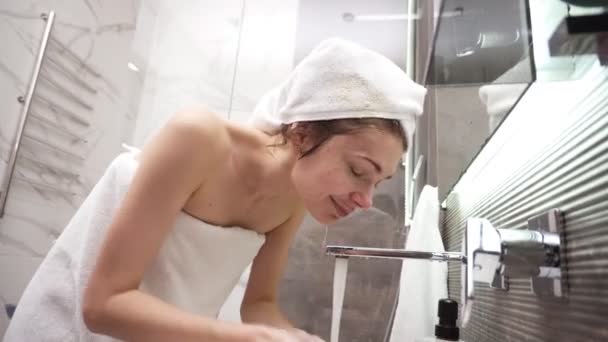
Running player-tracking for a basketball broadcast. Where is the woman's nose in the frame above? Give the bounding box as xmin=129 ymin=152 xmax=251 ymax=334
xmin=350 ymin=189 xmax=373 ymax=209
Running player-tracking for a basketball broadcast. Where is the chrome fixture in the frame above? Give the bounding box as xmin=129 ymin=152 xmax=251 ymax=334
xmin=1 ymin=12 xmax=55 ymax=217
xmin=325 ymin=209 xmax=567 ymax=327
xmin=461 ymin=209 xmax=567 ymax=325
xmin=341 ymin=9 xmax=465 ymax=23
xmin=326 ymin=245 xmax=465 ymax=263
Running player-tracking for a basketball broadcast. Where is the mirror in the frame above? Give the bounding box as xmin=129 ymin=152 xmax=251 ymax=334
xmin=432 ymin=83 xmax=529 ymax=200
xmin=422 ymin=0 xmax=601 ymax=200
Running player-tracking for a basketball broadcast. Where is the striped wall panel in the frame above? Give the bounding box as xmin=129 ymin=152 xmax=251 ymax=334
xmin=442 ymin=64 xmax=608 ymax=342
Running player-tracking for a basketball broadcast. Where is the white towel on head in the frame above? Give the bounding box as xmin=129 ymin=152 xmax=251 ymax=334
xmin=249 ymin=37 xmax=427 ymax=145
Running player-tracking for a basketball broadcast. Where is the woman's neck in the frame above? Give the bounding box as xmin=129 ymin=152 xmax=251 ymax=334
xmin=230 ymin=124 xmax=299 ymax=200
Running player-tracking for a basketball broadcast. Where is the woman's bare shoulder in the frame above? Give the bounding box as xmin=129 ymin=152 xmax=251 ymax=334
xmin=168 ymin=108 xmax=227 ymax=137
xmin=166 ymin=108 xmax=231 ymax=153
xmin=138 ymin=109 xmax=232 ymax=179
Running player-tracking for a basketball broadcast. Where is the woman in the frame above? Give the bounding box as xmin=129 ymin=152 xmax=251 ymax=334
xmin=4 ymin=38 xmax=426 ymax=341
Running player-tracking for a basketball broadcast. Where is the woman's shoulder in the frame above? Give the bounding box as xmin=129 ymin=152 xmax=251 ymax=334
xmin=162 ymin=107 xmax=265 ymax=162
xmin=152 ymin=108 xmax=232 ymax=167
xmin=171 ymin=107 xmax=231 ymax=142
xmin=168 ymin=108 xmax=227 ymax=137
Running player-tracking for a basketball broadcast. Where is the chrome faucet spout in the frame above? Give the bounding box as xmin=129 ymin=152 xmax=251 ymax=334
xmin=325 ymin=245 xmax=467 ymax=263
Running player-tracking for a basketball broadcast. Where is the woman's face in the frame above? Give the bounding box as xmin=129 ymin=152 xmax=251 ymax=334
xmin=291 ymin=128 xmax=404 ymax=224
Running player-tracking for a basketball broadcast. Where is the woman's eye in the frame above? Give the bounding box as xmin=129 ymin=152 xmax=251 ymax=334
xmin=350 ymin=166 xmax=364 ymax=177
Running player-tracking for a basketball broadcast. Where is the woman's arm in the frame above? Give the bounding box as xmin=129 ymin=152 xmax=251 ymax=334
xmin=82 ymin=111 xmax=253 ymax=342
xmin=240 ymin=206 xmax=306 ymax=329
xmin=241 ymin=209 xmax=324 ymax=341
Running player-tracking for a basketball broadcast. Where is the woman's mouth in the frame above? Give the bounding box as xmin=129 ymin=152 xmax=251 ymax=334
xmin=331 ymin=196 xmax=352 ymax=218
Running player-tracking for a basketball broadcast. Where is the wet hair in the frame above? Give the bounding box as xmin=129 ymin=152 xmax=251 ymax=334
xmin=277 ymin=118 xmax=408 ymax=158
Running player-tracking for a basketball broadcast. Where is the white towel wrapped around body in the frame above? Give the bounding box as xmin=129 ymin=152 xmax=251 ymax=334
xmin=250 ymin=38 xmax=427 ymax=145
xmin=4 ymin=150 xmax=265 ymax=342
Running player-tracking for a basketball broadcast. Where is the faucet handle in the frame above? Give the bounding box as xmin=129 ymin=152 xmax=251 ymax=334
xmin=461 ymin=218 xmax=502 ymax=326
xmin=461 ymin=209 xmax=567 ymax=327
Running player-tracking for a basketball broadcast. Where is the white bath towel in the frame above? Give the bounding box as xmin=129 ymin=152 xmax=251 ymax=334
xmin=249 ymin=37 xmax=427 ymax=145
xmin=4 ymin=149 xmax=265 ymax=342
xmin=389 ymin=185 xmax=448 ymax=342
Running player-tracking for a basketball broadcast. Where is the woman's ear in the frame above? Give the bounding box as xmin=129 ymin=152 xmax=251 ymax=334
xmin=288 ymin=123 xmax=311 ymax=154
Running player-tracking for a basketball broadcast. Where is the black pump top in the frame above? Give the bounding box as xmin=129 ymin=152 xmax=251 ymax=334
xmin=435 ymin=298 xmax=460 ymax=341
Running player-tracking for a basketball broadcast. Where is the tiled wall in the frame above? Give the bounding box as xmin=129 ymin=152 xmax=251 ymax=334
xmin=442 ymin=61 xmax=608 ymax=341
xmin=129 ymin=0 xmax=245 ymax=146
xmin=0 ymin=0 xmax=140 ymax=334
xmin=128 ymin=0 xmax=300 ymax=146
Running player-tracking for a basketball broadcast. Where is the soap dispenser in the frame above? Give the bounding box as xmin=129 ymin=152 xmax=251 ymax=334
xmin=416 ymin=298 xmax=463 ymax=342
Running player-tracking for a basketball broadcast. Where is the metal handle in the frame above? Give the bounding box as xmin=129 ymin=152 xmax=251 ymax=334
xmin=461 ymin=209 xmax=567 ymax=327
xmin=461 ymin=218 xmax=501 ymax=326
xmin=0 ymin=11 xmax=55 ymax=217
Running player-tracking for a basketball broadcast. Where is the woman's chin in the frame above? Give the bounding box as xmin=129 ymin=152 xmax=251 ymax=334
xmin=309 ymin=210 xmax=341 ymax=225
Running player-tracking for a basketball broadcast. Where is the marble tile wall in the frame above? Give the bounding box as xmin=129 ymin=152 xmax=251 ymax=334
xmin=0 ymin=0 xmax=140 ymax=334
xmin=130 ymin=0 xmax=245 ymax=147
xmin=128 ymin=0 xmax=300 ymax=140
xmin=227 ymin=0 xmax=300 ymax=122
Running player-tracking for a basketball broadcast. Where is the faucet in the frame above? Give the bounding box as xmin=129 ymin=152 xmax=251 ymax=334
xmin=325 ymin=209 xmax=567 ymax=327
xmin=325 ymin=245 xmax=466 ymax=263
xmin=460 ymin=209 xmax=566 ymax=325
